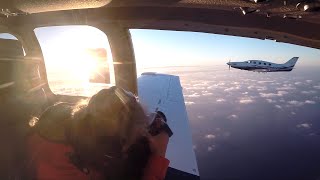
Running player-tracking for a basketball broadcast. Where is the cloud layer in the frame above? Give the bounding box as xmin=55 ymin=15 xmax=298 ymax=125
xmin=174 ymin=65 xmax=320 ymax=180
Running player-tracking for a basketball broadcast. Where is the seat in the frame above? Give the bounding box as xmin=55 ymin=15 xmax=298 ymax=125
xmin=0 ymin=38 xmax=48 ymax=179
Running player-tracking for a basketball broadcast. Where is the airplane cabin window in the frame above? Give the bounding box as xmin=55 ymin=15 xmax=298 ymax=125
xmin=34 ymin=26 xmax=115 ymax=97
xmin=0 ymin=33 xmax=26 ymax=56
xmin=264 ymin=63 xmax=266 ymax=65
xmin=0 ymin=33 xmax=18 ymax=40
xmin=130 ymin=29 xmax=320 ymax=180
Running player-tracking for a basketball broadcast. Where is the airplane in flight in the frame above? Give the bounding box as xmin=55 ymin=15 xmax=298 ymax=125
xmin=227 ymin=57 xmax=299 ymax=72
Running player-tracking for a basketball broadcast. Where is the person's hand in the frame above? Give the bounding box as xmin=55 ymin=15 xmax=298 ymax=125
xmin=147 ymin=131 xmax=169 ymax=157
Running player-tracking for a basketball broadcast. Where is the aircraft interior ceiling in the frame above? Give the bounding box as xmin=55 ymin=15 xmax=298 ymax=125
xmin=0 ymin=0 xmax=319 ymax=49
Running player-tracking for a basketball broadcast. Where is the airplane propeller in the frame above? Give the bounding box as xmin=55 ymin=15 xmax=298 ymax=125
xmin=227 ymin=59 xmax=231 ymax=70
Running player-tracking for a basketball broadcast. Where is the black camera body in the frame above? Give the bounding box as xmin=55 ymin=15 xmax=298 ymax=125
xmin=148 ymin=112 xmax=173 ymax=137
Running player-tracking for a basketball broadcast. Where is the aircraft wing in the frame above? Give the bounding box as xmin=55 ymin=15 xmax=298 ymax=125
xmin=138 ymin=72 xmax=200 ymax=180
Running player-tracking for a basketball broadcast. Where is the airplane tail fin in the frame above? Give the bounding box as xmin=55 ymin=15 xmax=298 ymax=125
xmin=284 ymin=57 xmax=299 ymax=67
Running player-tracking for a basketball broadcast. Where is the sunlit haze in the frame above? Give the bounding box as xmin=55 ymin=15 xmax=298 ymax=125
xmin=34 ymin=26 xmax=115 ymax=96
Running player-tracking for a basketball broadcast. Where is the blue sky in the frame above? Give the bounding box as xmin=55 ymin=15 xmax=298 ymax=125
xmin=1 ymin=26 xmax=319 ymax=69
xmin=130 ymin=29 xmax=320 ymax=68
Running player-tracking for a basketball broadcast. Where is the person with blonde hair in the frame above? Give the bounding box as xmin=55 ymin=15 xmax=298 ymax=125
xmin=27 ymin=86 xmax=170 ymax=180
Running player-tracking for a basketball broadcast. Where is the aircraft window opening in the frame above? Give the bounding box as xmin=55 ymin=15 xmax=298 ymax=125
xmin=129 ymin=29 xmax=320 ymax=180
xmin=34 ymin=26 xmax=115 ymax=97
xmin=0 ymin=33 xmax=18 ymax=40
xmin=0 ymin=33 xmax=26 ymax=56
xmin=259 ymin=62 xmax=261 ymax=64
xmin=264 ymin=63 xmax=266 ymax=65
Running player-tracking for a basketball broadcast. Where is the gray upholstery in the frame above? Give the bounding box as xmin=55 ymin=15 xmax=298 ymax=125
xmin=0 ymin=39 xmax=24 ymax=95
xmin=0 ymin=39 xmax=24 ymax=57
xmin=0 ymin=38 xmax=47 ymax=179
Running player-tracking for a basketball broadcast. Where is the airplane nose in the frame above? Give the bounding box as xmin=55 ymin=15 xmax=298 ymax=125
xmin=227 ymin=62 xmax=231 ymax=65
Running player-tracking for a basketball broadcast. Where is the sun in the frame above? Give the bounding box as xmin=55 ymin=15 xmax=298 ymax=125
xmin=38 ymin=25 xmax=115 ymax=95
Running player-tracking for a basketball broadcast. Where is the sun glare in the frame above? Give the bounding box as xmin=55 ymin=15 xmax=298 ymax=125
xmin=35 ymin=25 xmax=115 ymax=96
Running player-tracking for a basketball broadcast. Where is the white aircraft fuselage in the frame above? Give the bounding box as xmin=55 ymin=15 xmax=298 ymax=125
xmin=227 ymin=57 xmax=299 ymax=72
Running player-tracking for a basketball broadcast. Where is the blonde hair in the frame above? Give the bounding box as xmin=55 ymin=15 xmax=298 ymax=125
xmin=68 ymin=87 xmax=149 ymax=158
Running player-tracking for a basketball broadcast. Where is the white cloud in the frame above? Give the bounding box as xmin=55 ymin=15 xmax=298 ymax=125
xmin=288 ymin=100 xmax=305 ymax=107
xmin=301 ymin=90 xmax=317 ymax=94
xmin=203 ymin=92 xmax=213 ymax=96
xmin=305 ymin=100 xmax=316 ymax=104
xmin=227 ymin=114 xmax=238 ymax=120
xmin=246 ymin=85 xmax=267 ymax=91
xmin=185 ymin=86 xmax=206 ymax=90
xmin=296 ymin=123 xmax=312 ymax=129
xmin=193 ymin=145 xmax=197 ymax=150
xmin=205 ymin=134 xmax=216 ymax=139
xmin=243 ymin=78 xmax=255 ymax=82
xmin=186 ymin=93 xmax=200 ymax=98
xmin=306 ymin=80 xmax=313 ymax=83
xmin=193 ymin=83 xmax=207 ymax=87
xmin=239 ymin=97 xmax=254 ymax=104
xmin=259 ymin=93 xmax=274 ymax=98
xmin=276 ymin=86 xmax=296 ymax=91
xmin=266 ymin=99 xmax=276 ymax=103
xmin=207 ymin=82 xmax=225 ymax=90
xmin=308 ymin=133 xmax=317 ymax=136
xmin=224 ymin=86 xmax=240 ymax=92
xmin=185 ymin=101 xmax=195 ymax=105
xmin=291 ymin=112 xmax=296 ymax=115
xmin=259 ymin=91 xmax=288 ymax=98
xmin=257 ymin=86 xmax=268 ymax=92
xmin=259 ymin=93 xmax=278 ymax=98
xmin=242 ymin=92 xmax=248 ymax=95
xmin=207 ymin=145 xmax=215 ymax=152
xmin=247 ymin=86 xmax=255 ymax=90
xmin=216 ymin=98 xmax=226 ymax=102
xmin=294 ymin=82 xmax=302 ymax=85
xmin=197 ymin=115 xmax=204 ymax=119
xmin=287 ymin=100 xmax=316 ymax=107
xmin=314 ymin=96 xmax=320 ymax=100
xmin=207 ymin=146 xmax=213 ymax=152
xmin=314 ymin=85 xmax=320 ymax=90
xmin=207 ymin=86 xmax=216 ymax=90
xmin=275 ymin=105 xmax=282 ymax=109
xmin=258 ymin=80 xmax=274 ymax=84
xmin=278 ymin=91 xmax=289 ymax=96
